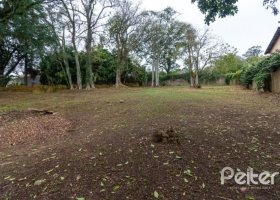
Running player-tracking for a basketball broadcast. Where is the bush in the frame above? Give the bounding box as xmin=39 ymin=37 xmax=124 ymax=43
xmin=0 ymin=75 xmax=11 ymax=87
xmin=160 ymin=73 xmax=187 ymax=82
xmin=240 ymin=65 xmax=259 ymax=88
xmin=240 ymin=53 xmax=280 ymax=90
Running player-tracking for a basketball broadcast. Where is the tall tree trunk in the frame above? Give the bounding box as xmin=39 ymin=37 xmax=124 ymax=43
xmin=74 ymin=51 xmax=82 ymax=89
xmin=155 ymin=56 xmax=160 ymax=87
xmin=0 ymin=68 xmax=4 ymax=87
xmin=190 ymin=71 xmax=194 ymax=87
xmin=0 ymin=68 xmax=4 ymax=78
xmin=194 ymin=58 xmax=200 ymax=87
xmin=151 ymin=58 xmax=155 ymax=87
xmin=195 ymin=72 xmax=199 ymax=86
xmin=62 ymin=28 xmax=73 ymax=90
xmin=72 ymin=30 xmax=82 ymax=89
xmin=62 ymin=52 xmax=73 ymax=90
xmin=116 ymin=52 xmax=123 ymax=88
xmin=85 ymin=55 xmax=94 ymax=89
xmin=24 ymin=56 xmax=28 ymax=86
xmin=60 ymin=0 xmax=78 ymax=89
xmin=85 ymin=22 xmax=94 ymax=90
xmin=116 ymin=67 xmax=121 ymax=88
xmin=187 ymin=45 xmax=195 ymax=88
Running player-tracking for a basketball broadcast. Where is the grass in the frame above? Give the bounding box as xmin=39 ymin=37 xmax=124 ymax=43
xmin=0 ymin=85 xmax=276 ymax=112
xmin=1 ymin=86 xmax=280 ymax=199
xmin=0 ymin=86 xmax=230 ymax=114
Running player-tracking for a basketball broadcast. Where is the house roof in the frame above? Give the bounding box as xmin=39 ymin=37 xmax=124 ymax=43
xmin=265 ymin=27 xmax=280 ymax=54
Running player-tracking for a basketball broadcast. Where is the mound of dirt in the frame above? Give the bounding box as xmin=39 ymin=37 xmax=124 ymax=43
xmin=152 ymin=126 xmax=180 ymax=144
xmin=0 ymin=110 xmax=71 ymax=146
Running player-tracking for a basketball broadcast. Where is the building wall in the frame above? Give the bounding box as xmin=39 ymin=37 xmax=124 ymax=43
xmin=166 ymin=79 xmax=188 ymax=86
xmin=216 ymin=77 xmax=226 ymax=85
xmin=266 ymin=31 xmax=280 ymax=92
xmin=230 ymin=79 xmax=239 ymax=86
xmin=250 ymin=80 xmax=257 ymax=90
xmin=271 ymin=69 xmax=280 ymax=93
xmin=27 ymin=75 xmax=41 ymax=86
xmin=7 ymin=75 xmax=41 ymax=86
xmin=271 ymin=36 xmax=280 ymax=53
xmin=202 ymin=77 xmax=226 ymax=85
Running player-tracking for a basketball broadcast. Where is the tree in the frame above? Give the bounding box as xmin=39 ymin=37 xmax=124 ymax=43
xmin=212 ymin=53 xmax=243 ymax=75
xmin=43 ymin=3 xmax=74 ymax=89
xmin=0 ymin=0 xmax=58 ymax=23
xmin=40 ymin=49 xmax=74 ymax=86
xmin=60 ymin=0 xmax=83 ymax=89
xmin=160 ymin=20 xmax=187 ymax=74
xmin=93 ymin=45 xmax=117 ymax=84
xmin=140 ymin=12 xmax=161 ymax=87
xmin=183 ymin=24 xmax=198 ymax=87
xmin=183 ymin=28 xmax=231 ymax=87
xmin=141 ymin=10 xmax=163 ymax=87
xmin=0 ymin=2 xmax=56 ymax=86
xmin=192 ymin=0 xmax=279 ymax=24
xmin=45 ymin=0 xmax=115 ymax=90
xmin=243 ymin=46 xmax=263 ymax=58
xmin=80 ymin=0 xmax=115 ymax=89
xmin=141 ymin=7 xmax=180 ymax=86
xmin=108 ymin=0 xmax=143 ymax=88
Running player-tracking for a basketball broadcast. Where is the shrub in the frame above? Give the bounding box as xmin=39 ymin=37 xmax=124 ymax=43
xmin=240 ymin=65 xmax=259 ymax=88
xmin=239 ymin=53 xmax=280 ymax=91
xmin=0 ymin=75 xmax=11 ymax=87
xmin=159 ymin=71 xmax=188 ymax=83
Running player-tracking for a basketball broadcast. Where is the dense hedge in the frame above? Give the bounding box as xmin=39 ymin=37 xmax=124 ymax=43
xmin=240 ymin=53 xmax=280 ymax=90
xmin=240 ymin=65 xmax=260 ymax=88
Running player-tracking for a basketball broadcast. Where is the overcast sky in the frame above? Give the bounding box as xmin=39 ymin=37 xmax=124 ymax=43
xmin=141 ymin=0 xmax=280 ymax=56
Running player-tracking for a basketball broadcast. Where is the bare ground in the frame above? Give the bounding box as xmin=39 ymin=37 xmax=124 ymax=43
xmin=0 ymin=86 xmax=280 ymax=200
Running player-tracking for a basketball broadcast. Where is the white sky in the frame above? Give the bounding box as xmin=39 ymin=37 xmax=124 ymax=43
xmin=141 ymin=0 xmax=280 ymax=55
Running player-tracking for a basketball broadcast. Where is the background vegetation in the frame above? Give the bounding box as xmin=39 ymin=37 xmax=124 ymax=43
xmin=1 ymin=0 xmax=280 ymax=92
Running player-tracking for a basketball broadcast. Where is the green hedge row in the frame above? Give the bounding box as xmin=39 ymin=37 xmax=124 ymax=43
xmin=239 ymin=53 xmax=280 ymax=90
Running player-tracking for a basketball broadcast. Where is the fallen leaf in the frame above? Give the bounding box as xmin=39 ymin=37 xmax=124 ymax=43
xmin=76 ymin=175 xmax=81 ymax=181
xmin=153 ymin=191 xmax=159 ymax=198
xmin=176 ymin=155 xmax=182 ymax=160
xmin=34 ymin=179 xmax=46 ymax=186
xmin=113 ymin=185 xmax=120 ymax=191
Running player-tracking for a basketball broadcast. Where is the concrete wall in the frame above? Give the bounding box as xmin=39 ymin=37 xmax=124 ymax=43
xmin=249 ymin=81 xmax=257 ymax=90
xmin=216 ymin=77 xmax=226 ymax=85
xmin=230 ymin=79 xmax=239 ymax=86
xmin=166 ymin=79 xmax=188 ymax=86
xmin=271 ymin=69 xmax=280 ymax=93
xmin=7 ymin=75 xmax=41 ymax=86
xmin=202 ymin=77 xmax=226 ymax=86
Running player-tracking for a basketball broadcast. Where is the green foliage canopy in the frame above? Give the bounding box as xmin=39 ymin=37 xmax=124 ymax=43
xmin=192 ymin=0 xmax=279 ymax=24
